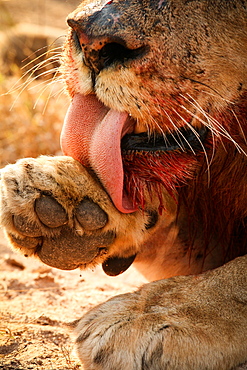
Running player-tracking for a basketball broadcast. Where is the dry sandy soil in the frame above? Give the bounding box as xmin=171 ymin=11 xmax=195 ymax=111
xmin=0 ymin=229 xmax=146 ymax=370
xmin=0 ymin=1 xmax=246 ymax=369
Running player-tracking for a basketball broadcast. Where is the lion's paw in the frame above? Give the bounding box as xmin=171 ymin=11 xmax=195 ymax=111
xmin=0 ymin=156 xmax=152 ymax=272
xmin=73 ymin=258 xmax=247 ymax=370
xmin=11 ymin=196 xmax=114 ymax=270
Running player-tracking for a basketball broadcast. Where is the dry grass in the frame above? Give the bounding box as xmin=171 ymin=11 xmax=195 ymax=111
xmin=0 ymin=68 xmax=69 ymax=168
xmin=0 ymin=0 xmax=74 ymax=168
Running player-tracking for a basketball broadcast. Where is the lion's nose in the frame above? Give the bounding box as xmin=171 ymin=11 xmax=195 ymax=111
xmin=67 ymin=18 xmax=146 ymax=74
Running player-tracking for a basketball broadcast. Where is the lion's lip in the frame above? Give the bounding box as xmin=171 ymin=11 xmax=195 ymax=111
xmin=121 ymin=126 xmax=208 ymax=153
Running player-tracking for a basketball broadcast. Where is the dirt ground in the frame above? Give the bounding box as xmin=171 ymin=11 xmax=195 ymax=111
xmin=0 ymin=1 xmax=246 ymax=369
xmin=0 ymin=229 xmax=146 ymax=370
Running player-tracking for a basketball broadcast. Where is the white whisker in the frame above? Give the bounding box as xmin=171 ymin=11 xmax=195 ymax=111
xmin=200 ymin=89 xmax=234 ymax=105
xmin=162 ymin=110 xmax=189 ymax=152
xmin=20 ymin=47 xmax=61 ymax=71
xmin=168 ymin=101 xmax=211 ymax=179
xmin=182 ymin=93 xmax=246 ymax=155
xmin=20 ymin=55 xmax=60 ymax=79
xmin=230 ymin=109 xmax=247 ymax=145
xmin=170 ymin=108 xmax=197 ymax=155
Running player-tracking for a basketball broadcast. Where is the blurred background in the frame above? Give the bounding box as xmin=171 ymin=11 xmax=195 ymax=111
xmin=0 ymin=0 xmax=80 ymax=167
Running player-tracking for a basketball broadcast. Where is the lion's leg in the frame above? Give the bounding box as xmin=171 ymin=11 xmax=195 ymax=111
xmin=73 ymin=255 xmax=247 ymax=370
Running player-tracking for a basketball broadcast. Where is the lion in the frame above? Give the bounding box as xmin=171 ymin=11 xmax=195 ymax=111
xmin=0 ymin=0 xmax=247 ymax=369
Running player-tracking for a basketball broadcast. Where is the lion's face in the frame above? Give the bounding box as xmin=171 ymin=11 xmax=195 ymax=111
xmin=61 ymin=0 xmax=247 ymax=212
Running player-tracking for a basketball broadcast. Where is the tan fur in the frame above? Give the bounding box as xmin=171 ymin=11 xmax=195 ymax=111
xmin=0 ymin=156 xmax=159 ymax=264
xmin=0 ymin=0 xmax=247 ymax=368
xmin=74 ymin=257 xmax=247 ymax=370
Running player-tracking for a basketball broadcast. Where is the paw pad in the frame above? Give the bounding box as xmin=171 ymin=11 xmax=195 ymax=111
xmin=75 ymin=198 xmax=108 ymax=230
xmin=8 ymin=194 xmax=114 ymax=270
xmin=13 ymin=215 xmax=42 ymax=237
xmin=35 ymin=195 xmax=68 ymax=228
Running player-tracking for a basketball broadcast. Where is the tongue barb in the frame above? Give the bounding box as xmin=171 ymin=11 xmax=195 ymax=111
xmin=61 ymin=94 xmax=137 ymax=213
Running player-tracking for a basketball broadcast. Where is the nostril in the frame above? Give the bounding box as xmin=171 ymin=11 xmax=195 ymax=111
xmin=98 ymin=42 xmax=146 ymax=70
xmin=67 ymin=18 xmax=77 ymax=29
xmin=67 ymin=18 xmax=90 ymax=48
xmin=72 ymin=30 xmax=82 ymax=52
xmin=67 ymin=18 xmax=86 ymax=38
xmin=67 ymin=17 xmax=147 ymax=73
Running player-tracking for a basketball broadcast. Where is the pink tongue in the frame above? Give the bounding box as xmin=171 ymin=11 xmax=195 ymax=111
xmin=61 ymin=94 xmax=137 ymax=213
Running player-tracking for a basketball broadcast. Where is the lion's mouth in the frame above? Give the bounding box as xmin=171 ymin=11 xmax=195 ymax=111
xmin=61 ymin=93 xmax=207 ymax=213
xmin=121 ymin=126 xmax=207 ymax=153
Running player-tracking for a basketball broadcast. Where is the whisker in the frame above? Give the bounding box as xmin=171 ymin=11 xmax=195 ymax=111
xmin=183 ymin=93 xmax=246 ymax=155
xmin=28 ymin=68 xmax=60 ymax=86
xmin=230 ymin=109 xmax=247 ymax=145
xmin=32 ymin=77 xmax=60 ymax=100
xmin=51 ymin=85 xmax=67 ymax=101
xmin=182 ymin=94 xmax=229 ymax=138
xmin=20 ymin=54 xmax=60 ymax=79
xmin=200 ymin=89 xmax=234 ymax=105
xmin=20 ymin=46 xmax=61 ymax=71
xmin=5 ymin=54 xmax=60 ymax=99
xmin=162 ymin=110 xmax=189 ymax=152
xmin=180 ymin=94 xmax=221 ymax=137
xmin=3 ymin=73 xmax=32 ymax=96
xmin=22 ymin=53 xmax=61 ymax=74
xmin=170 ymin=108 xmax=198 ymax=155
xmin=181 ymin=76 xmax=233 ymax=104
xmin=147 ymin=98 xmax=181 ymax=146
xmin=137 ymin=97 xmax=156 ymax=138
xmin=168 ymin=102 xmax=211 ymax=179
xmin=20 ymin=32 xmax=66 ymax=66
xmin=178 ymin=99 xmax=226 ymax=174
xmin=34 ymin=80 xmax=64 ymax=111
xmin=34 ymin=71 xmax=64 ymax=113
xmin=8 ymin=69 xmax=61 ymax=111
xmin=179 ymin=93 xmax=218 ymax=167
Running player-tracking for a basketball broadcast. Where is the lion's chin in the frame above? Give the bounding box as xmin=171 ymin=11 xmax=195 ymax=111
xmin=122 ymin=150 xmax=198 ymax=212
xmin=122 ymin=126 xmax=208 ymax=209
